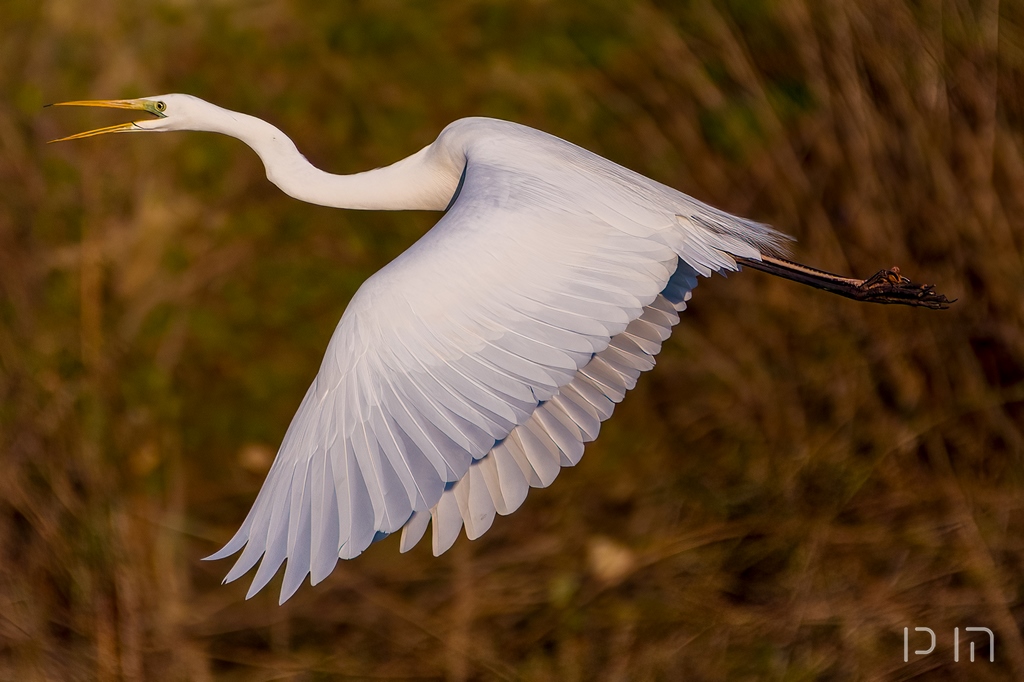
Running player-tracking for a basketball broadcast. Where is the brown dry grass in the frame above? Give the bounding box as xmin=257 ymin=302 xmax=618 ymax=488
xmin=2 ymin=0 xmax=1023 ymax=679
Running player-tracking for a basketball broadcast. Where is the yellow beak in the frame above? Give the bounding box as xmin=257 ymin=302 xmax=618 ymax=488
xmin=47 ymin=99 xmax=163 ymax=143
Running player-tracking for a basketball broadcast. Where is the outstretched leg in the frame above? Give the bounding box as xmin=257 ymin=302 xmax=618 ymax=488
xmin=735 ymin=256 xmax=952 ymax=309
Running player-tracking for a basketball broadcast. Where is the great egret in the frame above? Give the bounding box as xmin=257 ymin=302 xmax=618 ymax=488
xmin=52 ymin=94 xmax=949 ymax=604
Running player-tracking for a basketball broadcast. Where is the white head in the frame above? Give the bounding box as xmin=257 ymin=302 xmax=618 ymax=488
xmin=49 ymin=94 xmax=229 ymax=141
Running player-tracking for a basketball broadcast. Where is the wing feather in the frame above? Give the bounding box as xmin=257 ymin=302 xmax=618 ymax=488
xmin=227 ymin=462 xmax=294 ymax=587
xmin=399 ymin=510 xmax=430 ymax=552
xmin=280 ymin=461 xmax=314 ymax=602
xmin=403 ymin=292 xmax=681 ymax=552
xmin=430 ymin=486 xmax=463 ymax=555
xmin=490 ymin=441 xmax=530 ymax=512
xmin=309 ymin=450 xmax=340 ymax=585
xmin=463 ymin=465 xmax=497 ymax=540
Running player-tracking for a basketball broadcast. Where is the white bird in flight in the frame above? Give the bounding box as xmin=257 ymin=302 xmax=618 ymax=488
xmin=52 ymin=94 xmax=949 ymax=603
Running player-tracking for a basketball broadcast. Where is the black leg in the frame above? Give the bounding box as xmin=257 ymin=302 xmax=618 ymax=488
xmin=734 ymin=255 xmax=953 ymax=310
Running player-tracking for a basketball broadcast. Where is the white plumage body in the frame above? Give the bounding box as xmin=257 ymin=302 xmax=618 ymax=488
xmin=208 ymin=116 xmax=784 ymax=602
xmin=52 ymin=96 xmax=786 ymax=603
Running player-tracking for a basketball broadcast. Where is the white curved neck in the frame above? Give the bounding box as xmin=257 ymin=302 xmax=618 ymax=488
xmin=203 ymin=109 xmax=461 ymax=211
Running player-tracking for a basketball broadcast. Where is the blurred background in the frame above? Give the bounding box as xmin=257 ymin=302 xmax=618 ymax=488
xmin=2 ymin=0 xmax=1023 ymax=679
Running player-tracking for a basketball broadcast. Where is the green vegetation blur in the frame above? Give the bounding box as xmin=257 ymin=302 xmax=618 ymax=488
xmin=3 ymin=0 xmax=1023 ymax=679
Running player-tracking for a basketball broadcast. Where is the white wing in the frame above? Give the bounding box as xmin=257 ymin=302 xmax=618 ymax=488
xmin=206 ymin=118 xmax=785 ymax=602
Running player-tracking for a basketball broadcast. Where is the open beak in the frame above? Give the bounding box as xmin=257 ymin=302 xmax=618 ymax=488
xmin=47 ymin=99 xmax=164 ymax=143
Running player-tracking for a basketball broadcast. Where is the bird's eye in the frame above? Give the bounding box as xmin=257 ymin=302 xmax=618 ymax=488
xmin=155 ymin=101 xmax=166 ymax=112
